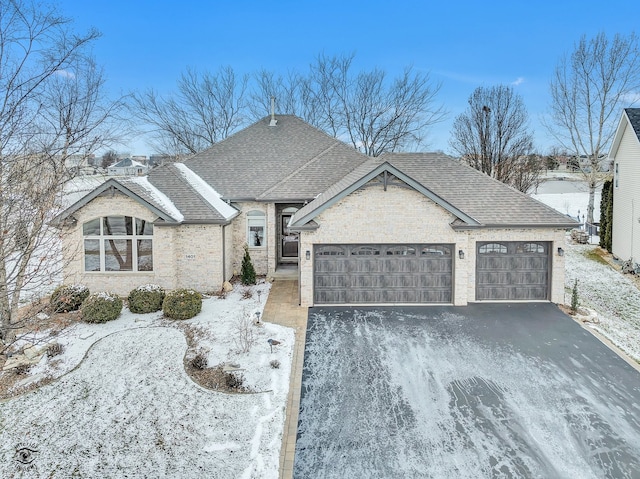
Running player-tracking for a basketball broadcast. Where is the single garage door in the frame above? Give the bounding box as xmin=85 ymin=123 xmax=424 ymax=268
xmin=476 ymin=241 xmax=550 ymax=301
xmin=314 ymin=244 xmax=453 ymax=304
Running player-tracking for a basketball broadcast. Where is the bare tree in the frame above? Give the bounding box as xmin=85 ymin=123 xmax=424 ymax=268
xmin=0 ymin=0 xmax=121 ymax=346
xmin=133 ymin=66 xmax=249 ymax=156
xmin=547 ymin=32 xmax=640 ymax=223
xmin=449 ymin=85 xmax=538 ymax=192
xmin=101 ymin=150 xmax=119 ymax=168
xmin=247 ymin=53 xmax=446 ymax=156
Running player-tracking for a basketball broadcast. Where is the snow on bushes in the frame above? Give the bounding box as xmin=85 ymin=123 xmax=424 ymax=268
xmin=81 ymin=292 xmax=123 ymax=323
xmin=50 ymin=284 xmax=90 ymax=313
xmin=128 ymin=284 xmax=165 ymax=313
xmin=162 ymin=289 xmax=202 ymax=320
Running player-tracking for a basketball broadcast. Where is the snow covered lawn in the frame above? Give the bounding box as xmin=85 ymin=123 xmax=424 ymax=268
xmin=0 ymin=283 xmax=294 ymax=478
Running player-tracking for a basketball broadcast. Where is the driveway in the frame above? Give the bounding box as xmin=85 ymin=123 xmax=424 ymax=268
xmin=294 ymin=304 xmax=640 ymax=479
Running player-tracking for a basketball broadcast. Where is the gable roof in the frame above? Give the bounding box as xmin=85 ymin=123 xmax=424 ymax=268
xmin=53 ymin=163 xmax=239 ymax=226
xmin=609 ymin=108 xmax=640 ymax=159
xmin=290 ymin=153 xmax=577 ymax=230
xmin=182 ymin=115 xmax=370 ymax=201
xmin=109 ymin=158 xmax=147 ymax=168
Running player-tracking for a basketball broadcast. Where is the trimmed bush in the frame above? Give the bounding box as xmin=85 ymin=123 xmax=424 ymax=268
xmin=128 ymin=284 xmax=165 ymax=313
xmin=163 ymin=289 xmax=202 ymax=320
xmin=81 ymin=292 xmax=123 ymax=323
xmin=50 ymin=284 xmax=90 ymax=313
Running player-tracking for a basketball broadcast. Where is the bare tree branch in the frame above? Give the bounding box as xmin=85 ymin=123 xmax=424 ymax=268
xmin=546 ymin=32 xmax=640 ymax=223
xmin=449 ymin=85 xmax=539 ymax=193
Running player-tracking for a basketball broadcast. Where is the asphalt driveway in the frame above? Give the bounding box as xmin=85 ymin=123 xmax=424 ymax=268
xmin=294 ymin=304 xmax=640 ymax=478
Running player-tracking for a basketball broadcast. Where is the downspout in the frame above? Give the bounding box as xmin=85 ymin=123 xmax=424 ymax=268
xmin=222 ymin=224 xmax=226 ymax=281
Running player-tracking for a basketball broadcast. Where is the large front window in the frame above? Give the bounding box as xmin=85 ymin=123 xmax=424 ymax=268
xmin=83 ymin=216 xmax=153 ymax=272
xmin=247 ymin=210 xmax=265 ymax=248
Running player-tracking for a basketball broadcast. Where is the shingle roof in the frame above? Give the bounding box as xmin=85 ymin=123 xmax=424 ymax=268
xmin=183 ymin=115 xmax=369 ymax=200
xmin=147 ymin=164 xmax=238 ymax=223
xmin=625 ymin=108 xmax=640 ymax=140
xmin=291 ymin=153 xmax=577 ymax=229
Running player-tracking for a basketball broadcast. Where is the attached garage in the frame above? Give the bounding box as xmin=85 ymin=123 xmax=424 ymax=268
xmin=476 ymin=241 xmax=551 ymax=301
xmin=314 ymin=244 xmax=453 ymax=304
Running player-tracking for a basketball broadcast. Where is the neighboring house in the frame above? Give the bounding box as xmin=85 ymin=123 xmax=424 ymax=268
xmin=609 ymin=108 xmax=640 ymax=265
xmin=107 ymin=158 xmax=149 ymax=176
xmin=53 ymin=115 xmax=576 ymax=306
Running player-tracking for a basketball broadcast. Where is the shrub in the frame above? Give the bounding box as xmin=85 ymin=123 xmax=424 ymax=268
xmin=241 ymin=244 xmax=256 ymax=285
xmin=270 ymin=359 xmax=281 ymax=369
xmin=191 ymin=352 xmax=208 ymax=370
xmin=50 ymin=284 xmax=90 ymax=313
xmin=163 ymin=289 xmax=202 ymax=320
xmin=46 ymin=343 xmax=65 ymax=358
xmin=81 ymin=292 xmax=123 ymax=323
xmin=128 ymin=284 xmax=165 ymax=313
xmin=570 ymin=279 xmax=579 ymax=314
xmin=225 ymin=371 xmax=245 ymax=390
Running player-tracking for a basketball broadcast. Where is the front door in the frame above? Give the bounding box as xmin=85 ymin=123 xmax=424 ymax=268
xmin=281 ymin=213 xmax=299 ymax=261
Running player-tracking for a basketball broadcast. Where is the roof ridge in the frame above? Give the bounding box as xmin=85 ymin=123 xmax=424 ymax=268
xmin=256 ymin=141 xmax=343 ymax=199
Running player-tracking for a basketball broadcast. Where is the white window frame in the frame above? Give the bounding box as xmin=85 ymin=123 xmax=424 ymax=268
xmin=247 ymin=210 xmax=266 ymax=248
xmin=83 ymin=216 xmax=153 ymax=272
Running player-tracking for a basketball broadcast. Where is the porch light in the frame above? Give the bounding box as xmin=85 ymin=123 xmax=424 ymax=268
xmin=557 ymin=247 xmax=564 ymax=257
xmin=306 ymin=250 xmax=311 ymax=260
xmin=458 ymin=249 xmax=465 ymax=260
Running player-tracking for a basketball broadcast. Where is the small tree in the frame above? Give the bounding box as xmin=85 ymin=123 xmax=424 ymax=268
xmin=570 ymin=279 xmax=579 ymax=314
xmin=241 ymin=245 xmax=256 ymax=285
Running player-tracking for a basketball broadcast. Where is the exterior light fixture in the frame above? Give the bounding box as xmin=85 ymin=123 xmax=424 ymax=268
xmin=306 ymin=250 xmax=311 ymax=260
xmin=255 ymin=311 xmax=261 ymax=324
xmin=458 ymin=249 xmax=465 ymax=260
xmin=557 ymin=247 xmax=564 ymax=256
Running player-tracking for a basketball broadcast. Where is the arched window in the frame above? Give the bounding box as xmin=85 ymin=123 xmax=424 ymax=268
xmin=478 ymin=243 xmax=508 ymax=254
xmin=247 ymin=210 xmax=266 ymax=247
xmin=83 ymin=216 xmax=153 ymax=272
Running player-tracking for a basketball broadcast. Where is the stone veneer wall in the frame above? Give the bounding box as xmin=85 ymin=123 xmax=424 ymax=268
xmin=298 ymin=183 xmax=568 ymax=307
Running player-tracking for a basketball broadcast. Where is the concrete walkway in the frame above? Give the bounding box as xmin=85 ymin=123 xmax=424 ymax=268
xmin=261 ymin=279 xmax=308 ymax=479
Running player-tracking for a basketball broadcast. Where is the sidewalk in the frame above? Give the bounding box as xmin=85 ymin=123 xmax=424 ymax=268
xmin=261 ymin=279 xmax=308 ymax=479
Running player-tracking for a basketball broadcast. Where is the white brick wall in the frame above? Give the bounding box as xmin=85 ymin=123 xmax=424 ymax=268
xmin=298 ymin=183 xmax=568 ymax=306
xmin=61 ymin=192 xmax=228 ymax=296
xmin=229 ymin=202 xmax=274 ymax=276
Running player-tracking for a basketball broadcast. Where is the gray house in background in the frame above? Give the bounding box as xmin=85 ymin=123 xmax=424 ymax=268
xmin=54 ymin=115 xmax=576 ymax=306
xmin=610 ymin=108 xmax=640 ymax=266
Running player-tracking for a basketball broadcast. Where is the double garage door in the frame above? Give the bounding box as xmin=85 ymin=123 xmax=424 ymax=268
xmin=313 ymin=241 xmax=551 ymax=304
xmin=314 ymin=244 xmax=453 ymax=304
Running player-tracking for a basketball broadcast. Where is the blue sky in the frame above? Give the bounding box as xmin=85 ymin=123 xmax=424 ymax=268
xmin=57 ymin=0 xmax=638 ymax=155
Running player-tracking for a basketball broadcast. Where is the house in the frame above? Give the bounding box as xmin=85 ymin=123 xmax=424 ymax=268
xmin=107 ymin=158 xmax=149 ymax=176
xmin=53 ymin=115 xmax=576 ymax=306
xmin=609 ymin=108 xmax=640 ymax=265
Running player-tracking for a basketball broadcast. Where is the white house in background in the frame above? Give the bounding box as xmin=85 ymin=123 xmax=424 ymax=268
xmin=609 ymin=108 xmax=640 ymax=265
xmin=107 ymin=158 xmax=149 ymax=176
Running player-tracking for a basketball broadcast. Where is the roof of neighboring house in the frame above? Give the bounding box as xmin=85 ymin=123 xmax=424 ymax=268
xmin=182 ymin=115 xmax=370 ymax=201
xmin=109 ymin=158 xmax=147 ymax=169
xmin=291 ymin=153 xmax=577 ymax=229
xmin=610 ymin=108 xmax=640 ymax=159
xmin=625 ymin=108 xmax=640 ymax=139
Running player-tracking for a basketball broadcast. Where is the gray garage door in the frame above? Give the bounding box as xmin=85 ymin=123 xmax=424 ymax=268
xmin=314 ymin=244 xmax=453 ymax=304
xmin=476 ymin=241 xmax=550 ymax=301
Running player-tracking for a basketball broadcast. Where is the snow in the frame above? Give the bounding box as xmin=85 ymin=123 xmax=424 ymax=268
xmin=0 ymin=282 xmax=294 ymax=478
xmin=174 ymin=163 xmax=237 ymax=219
xmin=126 ymin=176 xmax=185 ymax=222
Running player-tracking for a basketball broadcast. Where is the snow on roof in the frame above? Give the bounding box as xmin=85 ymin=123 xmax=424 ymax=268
xmin=110 ymin=158 xmax=147 ymax=168
xmin=174 ymin=162 xmax=237 ymax=219
xmin=127 ymin=176 xmax=184 ymax=222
